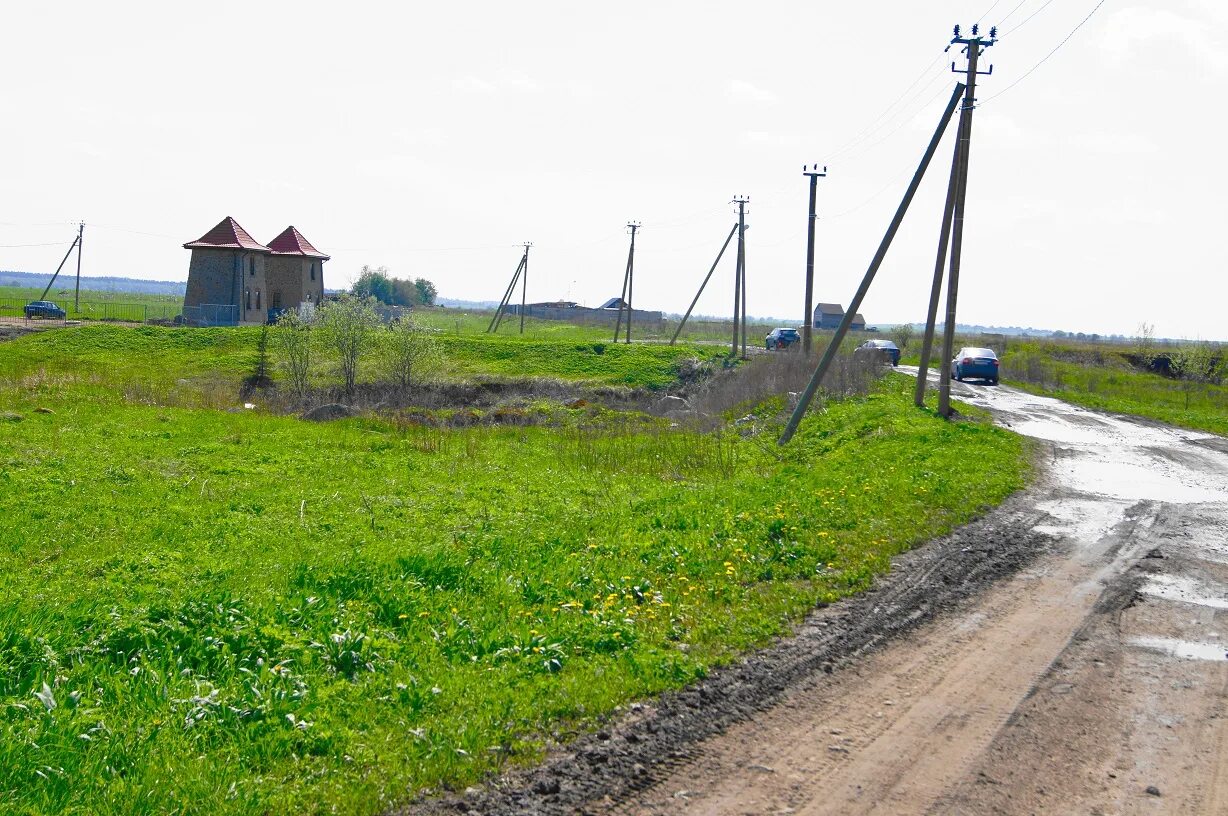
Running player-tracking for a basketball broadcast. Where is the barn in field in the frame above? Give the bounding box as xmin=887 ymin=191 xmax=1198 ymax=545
xmin=812 ymin=302 xmax=867 ymax=331
xmin=182 ymin=217 xmax=328 ymax=326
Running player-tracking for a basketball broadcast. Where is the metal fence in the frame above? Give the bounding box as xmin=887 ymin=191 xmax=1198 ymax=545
xmin=0 ymin=297 xmax=181 ymax=324
xmin=181 ymin=304 xmax=239 ymax=327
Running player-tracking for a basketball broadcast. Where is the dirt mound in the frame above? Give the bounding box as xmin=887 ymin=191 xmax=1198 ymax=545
xmin=301 ymin=403 xmax=357 ymax=422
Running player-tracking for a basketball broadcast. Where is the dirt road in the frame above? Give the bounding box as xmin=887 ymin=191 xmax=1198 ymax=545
xmin=418 ymin=378 xmax=1228 ymax=816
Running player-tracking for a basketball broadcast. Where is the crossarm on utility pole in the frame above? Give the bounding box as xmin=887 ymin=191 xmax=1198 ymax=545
xmin=777 ymin=82 xmax=966 ymax=446
xmin=670 ymin=223 xmax=738 ymax=346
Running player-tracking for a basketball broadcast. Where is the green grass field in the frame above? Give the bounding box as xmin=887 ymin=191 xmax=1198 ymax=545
xmin=0 ymin=286 xmax=182 ymax=322
xmin=0 ymin=323 xmax=1031 ymax=815
xmin=1000 ymin=341 xmax=1228 ymax=437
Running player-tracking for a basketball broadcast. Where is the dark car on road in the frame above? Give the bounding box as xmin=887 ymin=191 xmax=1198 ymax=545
xmin=951 ymin=346 xmax=1000 ymax=384
xmin=24 ymin=300 xmax=66 ymax=320
xmin=765 ymin=327 xmax=801 ymax=350
xmin=856 ymin=339 xmax=900 ymax=366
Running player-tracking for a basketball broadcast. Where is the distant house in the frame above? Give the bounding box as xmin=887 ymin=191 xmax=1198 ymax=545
xmin=813 ymin=303 xmax=845 ymax=330
xmin=812 ymin=302 xmax=868 ymax=331
xmin=599 ymin=297 xmax=627 ymax=310
xmin=183 ymin=217 xmax=328 ymax=325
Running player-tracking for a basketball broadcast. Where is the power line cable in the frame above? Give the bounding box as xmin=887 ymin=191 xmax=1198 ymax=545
xmin=997 ymin=0 xmax=1031 ymax=27
xmin=825 ymin=53 xmax=947 ymax=160
xmin=982 ymin=0 xmax=1108 ymax=104
xmin=1003 ymin=0 xmax=1057 ymax=35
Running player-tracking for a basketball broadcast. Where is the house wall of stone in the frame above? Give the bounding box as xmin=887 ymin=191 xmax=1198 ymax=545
xmin=238 ymin=253 xmax=268 ymax=324
xmin=266 ymin=257 xmax=326 ymax=310
xmin=185 ymin=249 xmax=242 ymax=310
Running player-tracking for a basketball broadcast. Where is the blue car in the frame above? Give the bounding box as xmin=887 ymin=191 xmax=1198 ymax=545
xmin=766 ymin=327 xmax=801 ymax=350
xmin=951 ymin=346 xmax=1000 ymax=384
xmin=24 ymin=300 xmax=66 ymax=319
xmin=857 ymin=339 xmax=900 ymax=366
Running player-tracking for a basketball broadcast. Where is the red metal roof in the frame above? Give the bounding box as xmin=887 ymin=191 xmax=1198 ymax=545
xmin=267 ymin=226 xmax=330 ymax=260
xmin=184 ymin=217 xmax=270 ymax=252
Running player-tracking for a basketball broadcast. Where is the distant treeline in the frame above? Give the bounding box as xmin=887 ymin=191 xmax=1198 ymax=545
xmin=0 ymin=269 xmax=186 ymax=296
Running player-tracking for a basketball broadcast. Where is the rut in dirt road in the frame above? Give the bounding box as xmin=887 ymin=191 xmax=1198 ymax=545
xmin=415 ymin=378 xmax=1228 ymax=816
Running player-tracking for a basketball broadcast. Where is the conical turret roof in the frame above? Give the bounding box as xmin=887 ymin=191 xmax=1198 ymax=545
xmin=184 ymin=217 xmax=270 ymax=252
xmin=267 ymin=226 xmax=329 ymax=260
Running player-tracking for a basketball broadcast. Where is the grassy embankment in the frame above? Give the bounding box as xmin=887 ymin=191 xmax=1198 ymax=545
xmin=0 ymin=324 xmax=1029 ymax=815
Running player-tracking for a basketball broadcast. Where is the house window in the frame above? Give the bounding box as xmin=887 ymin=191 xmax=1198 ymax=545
xmin=272 ymin=291 xmax=282 ymax=309
xmin=306 ymin=293 xmax=312 ymax=303
xmin=310 ymin=262 xmax=316 ymax=281
xmin=255 ymin=290 xmax=262 ymax=310
xmin=245 ymin=289 xmax=251 ymax=310
xmin=249 ymin=256 xmax=256 ymax=276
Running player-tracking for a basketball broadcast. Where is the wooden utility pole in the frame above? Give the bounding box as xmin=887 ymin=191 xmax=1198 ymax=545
xmin=938 ymin=24 xmax=996 ymax=418
xmin=802 ymin=166 xmax=826 ymax=355
xmin=518 ymin=242 xmax=530 ymax=334
xmin=73 ymin=222 xmax=84 ymax=312
xmin=732 ymin=195 xmax=749 ymax=358
xmin=613 ymin=223 xmax=640 ymax=343
xmin=778 ymin=82 xmax=965 ymax=445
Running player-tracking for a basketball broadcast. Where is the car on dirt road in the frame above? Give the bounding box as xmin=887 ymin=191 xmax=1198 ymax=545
xmin=951 ymin=346 xmax=1000 ymax=384
xmin=24 ymin=300 xmax=66 ymax=320
xmin=765 ymin=327 xmax=801 ymax=350
xmin=856 ymin=339 xmax=900 ymax=366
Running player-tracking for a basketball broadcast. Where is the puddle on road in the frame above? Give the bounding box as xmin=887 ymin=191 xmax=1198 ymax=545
xmin=1057 ymin=458 xmax=1228 ymax=504
xmin=1141 ymin=573 xmax=1228 ymax=610
xmin=1034 ymin=497 xmax=1134 ymax=543
xmin=1129 ymin=636 xmax=1228 ymax=662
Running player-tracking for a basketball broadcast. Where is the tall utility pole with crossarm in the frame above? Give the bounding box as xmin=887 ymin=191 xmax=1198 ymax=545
xmin=802 ymin=166 xmax=826 ymax=355
xmin=937 ymin=23 xmax=996 ymax=418
xmin=732 ymin=195 xmax=749 ymax=358
xmin=613 ymin=222 xmax=640 ymax=343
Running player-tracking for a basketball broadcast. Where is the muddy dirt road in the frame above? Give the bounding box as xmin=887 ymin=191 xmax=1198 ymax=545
xmin=420 ymin=378 xmax=1228 ymax=816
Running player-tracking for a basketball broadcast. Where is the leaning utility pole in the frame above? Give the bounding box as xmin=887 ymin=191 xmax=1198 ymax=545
xmin=73 ymin=221 xmax=84 ymax=312
xmin=937 ymin=23 xmax=996 ymax=418
xmin=778 ymin=82 xmax=965 ymax=445
xmin=732 ymin=195 xmax=749 ymax=358
xmin=38 ymin=227 xmax=84 ymax=302
xmin=669 ymin=223 xmax=738 ymax=345
xmin=613 ymin=222 xmax=640 ymax=343
xmin=802 ymin=166 xmax=826 ymax=355
xmin=487 ymin=244 xmax=531 ymax=333
xmin=914 ymin=128 xmax=961 ymax=408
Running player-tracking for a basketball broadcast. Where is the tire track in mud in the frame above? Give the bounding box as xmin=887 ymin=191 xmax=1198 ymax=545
xmin=407 ymin=494 xmax=1054 ymax=816
xmin=411 ymin=378 xmax=1228 ymax=816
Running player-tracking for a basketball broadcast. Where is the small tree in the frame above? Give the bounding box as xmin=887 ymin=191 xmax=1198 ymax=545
xmin=1134 ymin=322 xmax=1156 ymax=368
xmin=413 ymin=278 xmax=438 ymax=306
xmin=384 ymin=317 xmax=442 ymax=390
xmin=889 ymin=323 xmax=915 ymax=353
xmin=274 ymin=307 xmax=315 ymax=401
xmin=1169 ymin=339 xmax=1214 ymax=409
xmin=318 ymin=295 xmax=382 ymax=400
xmin=352 ymin=265 xmax=397 ymax=304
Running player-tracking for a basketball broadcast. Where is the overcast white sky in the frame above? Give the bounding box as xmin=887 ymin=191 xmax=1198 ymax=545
xmin=2 ymin=1 xmax=1224 ymax=338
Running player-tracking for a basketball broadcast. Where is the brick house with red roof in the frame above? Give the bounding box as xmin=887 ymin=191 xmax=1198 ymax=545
xmin=183 ymin=217 xmax=327 ymax=325
xmin=265 ymin=226 xmax=329 ymax=313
